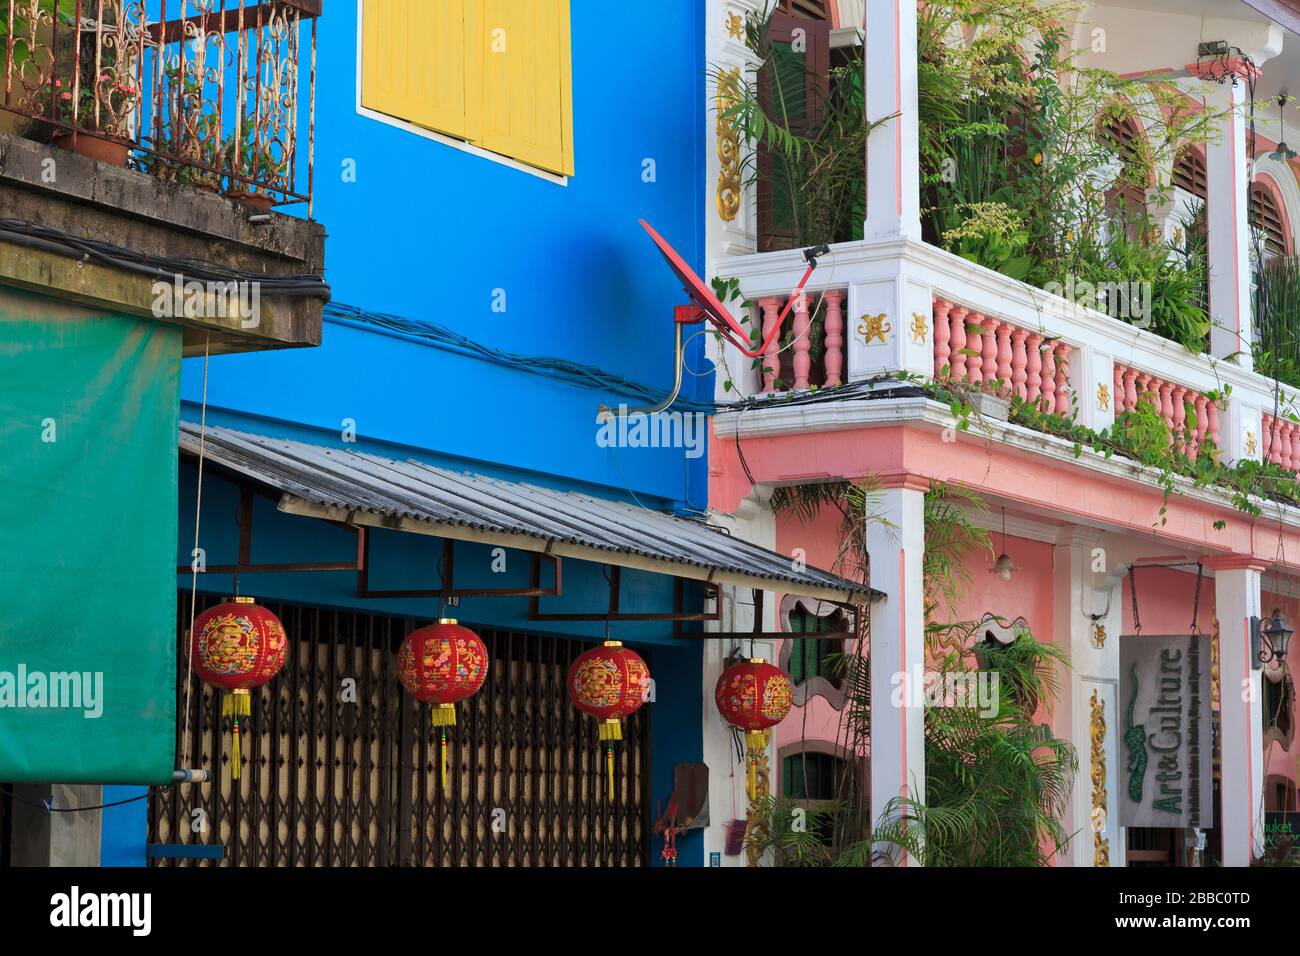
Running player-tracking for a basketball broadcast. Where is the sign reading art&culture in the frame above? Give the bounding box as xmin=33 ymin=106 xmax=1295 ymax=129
xmin=1118 ymin=634 xmax=1214 ymax=828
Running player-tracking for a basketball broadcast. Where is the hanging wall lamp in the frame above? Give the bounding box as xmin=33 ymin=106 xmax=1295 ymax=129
xmin=991 ymin=508 xmax=1019 ymax=581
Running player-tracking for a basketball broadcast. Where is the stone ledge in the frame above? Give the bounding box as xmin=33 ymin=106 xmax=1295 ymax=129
xmin=0 ymin=130 xmax=325 ymax=354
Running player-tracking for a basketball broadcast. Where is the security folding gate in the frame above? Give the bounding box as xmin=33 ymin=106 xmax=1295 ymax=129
xmin=149 ymin=593 xmax=651 ymax=866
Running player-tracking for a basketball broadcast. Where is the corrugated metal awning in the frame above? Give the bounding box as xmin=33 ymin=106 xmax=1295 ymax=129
xmin=178 ymin=423 xmax=879 ymax=605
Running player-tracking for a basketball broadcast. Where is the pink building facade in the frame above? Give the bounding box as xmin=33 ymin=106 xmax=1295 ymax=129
xmin=699 ymin=0 xmax=1300 ymax=866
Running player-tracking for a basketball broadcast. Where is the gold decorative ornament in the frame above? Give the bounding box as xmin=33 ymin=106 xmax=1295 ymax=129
xmin=744 ymin=728 xmax=771 ymax=867
xmin=715 ymin=68 xmax=742 ymax=223
xmin=1090 ymin=689 xmax=1110 ymax=867
xmin=1246 ymin=429 xmax=1258 ymax=456
xmin=910 ymin=312 xmax=929 ymax=345
xmin=1097 ymin=383 xmax=1110 ymax=411
xmin=725 ymin=10 xmax=744 ymax=40
xmin=858 ymin=313 xmax=892 ymax=345
xmin=1091 ymin=622 xmax=1106 ymax=648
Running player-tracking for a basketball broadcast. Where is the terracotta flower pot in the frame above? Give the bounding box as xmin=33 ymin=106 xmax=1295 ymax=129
xmin=226 ymin=189 xmax=275 ymax=212
xmin=51 ymin=131 xmax=130 ymax=167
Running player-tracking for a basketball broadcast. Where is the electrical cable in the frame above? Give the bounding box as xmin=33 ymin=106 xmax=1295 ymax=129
xmin=0 ymin=217 xmax=330 ymax=297
xmin=0 ymin=786 xmax=154 ymax=814
xmin=326 ymin=302 xmax=716 ymax=414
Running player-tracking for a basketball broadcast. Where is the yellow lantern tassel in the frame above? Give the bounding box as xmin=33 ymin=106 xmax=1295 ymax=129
xmin=745 ymin=729 xmax=766 ymax=802
xmin=430 ymin=705 xmax=455 ymax=791
xmin=223 ymin=689 xmax=251 ymax=780
xmin=597 ymin=719 xmax=621 ymax=801
xmin=606 ymin=744 xmax=615 ymax=801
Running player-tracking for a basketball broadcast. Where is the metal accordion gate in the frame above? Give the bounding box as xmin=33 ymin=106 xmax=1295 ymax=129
xmin=149 ymin=593 xmax=651 ymax=867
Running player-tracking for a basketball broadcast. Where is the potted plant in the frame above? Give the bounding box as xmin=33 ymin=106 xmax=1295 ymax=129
xmin=37 ymin=1 xmax=139 ymax=165
xmin=44 ymin=71 xmax=139 ymax=165
xmin=222 ymin=120 xmax=283 ymax=211
xmin=136 ymin=66 xmax=222 ymax=191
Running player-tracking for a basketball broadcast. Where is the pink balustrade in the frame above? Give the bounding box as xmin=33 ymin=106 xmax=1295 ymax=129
xmin=1262 ymin=413 xmax=1300 ymax=471
xmin=932 ymin=297 xmax=1072 ymax=415
xmin=755 ymin=289 xmax=848 ymax=394
xmin=1112 ymin=363 xmax=1219 ymax=461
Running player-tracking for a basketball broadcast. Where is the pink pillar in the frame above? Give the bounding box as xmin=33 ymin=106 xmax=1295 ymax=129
xmin=1192 ymin=394 xmax=1208 ymax=462
xmin=791 ymin=292 xmax=811 ymax=390
xmin=1158 ymin=382 xmax=1174 ymax=444
xmin=1010 ymin=328 xmax=1028 ymax=401
xmin=949 ymin=306 xmax=969 ymax=382
xmin=1207 ymin=399 xmax=1221 ymax=457
xmin=1122 ymin=367 xmax=1138 ymax=413
xmin=1134 ymin=373 xmax=1152 ymax=410
xmin=1268 ymin=416 xmax=1284 ymax=465
xmin=1171 ymin=386 xmax=1187 ymax=453
xmin=981 ymin=315 xmax=999 ymax=390
xmin=1281 ymin=422 xmax=1295 ymax=471
xmin=995 ymin=323 xmax=1013 ymax=397
xmin=823 ymin=290 xmax=845 ymax=388
xmin=1025 ymin=334 xmax=1043 ymax=405
xmin=966 ymin=313 xmax=984 ymax=387
xmin=1039 ymin=343 xmax=1056 ymax=414
xmin=1290 ymin=422 xmax=1300 ymax=471
xmin=1053 ymin=342 xmax=1071 ymax=415
xmin=1113 ymin=364 xmax=1124 ymax=414
xmin=932 ymin=298 xmax=951 ymax=379
xmin=759 ymin=297 xmax=781 ymax=393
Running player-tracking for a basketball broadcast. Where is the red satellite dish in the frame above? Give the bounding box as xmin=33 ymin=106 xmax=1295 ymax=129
xmin=638 ymin=219 xmax=828 ymax=359
xmin=613 ymin=221 xmax=828 ymax=416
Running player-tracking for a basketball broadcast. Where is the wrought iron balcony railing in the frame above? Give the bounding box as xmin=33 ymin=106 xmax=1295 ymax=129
xmin=0 ymin=0 xmax=318 ymax=212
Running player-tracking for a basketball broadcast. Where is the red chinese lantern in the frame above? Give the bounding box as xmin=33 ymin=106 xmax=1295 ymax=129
xmin=397 ymin=619 xmax=489 ymax=789
xmin=192 ymin=597 xmax=288 ymax=780
xmin=568 ymin=640 xmax=650 ymax=799
xmin=715 ymin=658 xmax=792 ymax=798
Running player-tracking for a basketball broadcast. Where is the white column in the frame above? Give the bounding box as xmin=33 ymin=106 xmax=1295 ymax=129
xmin=1211 ymin=559 xmax=1266 ymax=866
xmin=864 ymin=0 xmax=921 ymax=241
xmin=1201 ymin=75 xmax=1254 ymax=368
xmin=1053 ymin=532 xmax=1125 ymax=867
xmin=703 ymin=490 xmax=778 ymax=866
xmin=868 ymin=479 xmax=926 ymax=863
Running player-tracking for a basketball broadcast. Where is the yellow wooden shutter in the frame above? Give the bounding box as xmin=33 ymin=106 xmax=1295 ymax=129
xmin=467 ymin=0 xmax=574 ymax=176
xmin=361 ymin=0 xmax=470 ymax=140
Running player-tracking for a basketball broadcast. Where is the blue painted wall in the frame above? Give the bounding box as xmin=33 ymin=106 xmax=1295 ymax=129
xmin=126 ymin=0 xmax=712 ymax=867
xmin=182 ymin=0 xmax=711 ymax=511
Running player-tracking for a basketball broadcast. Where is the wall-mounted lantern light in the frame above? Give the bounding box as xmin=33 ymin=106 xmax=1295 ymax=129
xmin=1251 ymin=609 xmax=1294 ymax=669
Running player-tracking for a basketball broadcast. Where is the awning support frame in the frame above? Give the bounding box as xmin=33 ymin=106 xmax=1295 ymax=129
xmin=673 ymin=587 xmax=861 ymax=640
xmin=356 ymin=529 xmax=562 ymax=601
xmin=528 ymin=566 xmax=723 ymax=623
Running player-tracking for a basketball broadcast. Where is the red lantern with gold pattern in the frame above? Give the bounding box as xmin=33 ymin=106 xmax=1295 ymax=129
xmin=568 ymin=640 xmax=650 ymax=798
xmin=398 ymin=619 xmax=489 ymax=789
xmin=191 ymin=596 xmax=288 ymax=780
xmin=715 ymin=658 xmax=792 ymax=798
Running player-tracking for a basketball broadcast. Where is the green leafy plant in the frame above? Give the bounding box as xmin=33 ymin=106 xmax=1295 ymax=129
xmin=771 ymin=479 xmax=1077 ymax=867
xmin=742 ymin=794 xmax=838 ymax=866
xmin=1255 ymin=255 xmax=1300 ymax=389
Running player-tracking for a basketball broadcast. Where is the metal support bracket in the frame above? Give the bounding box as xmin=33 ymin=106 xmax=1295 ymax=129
xmin=528 ymin=567 xmax=722 ymax=623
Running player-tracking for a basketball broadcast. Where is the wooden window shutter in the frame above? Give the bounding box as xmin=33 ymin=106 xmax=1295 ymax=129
xmin=1173 ymin=147 xmax=1207 ymax=200
xmin=1251 ymin=182 xmax=1289 ymax=259
xmin=756 ymin=12 xmax=831 ymax=251
xmin=467 ymin=0 xmax=574 ymax=175
xmin=362 ymin=0 xmax=470 ymax=141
